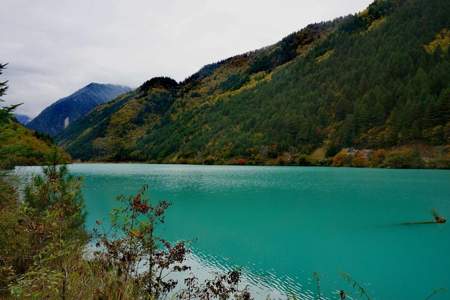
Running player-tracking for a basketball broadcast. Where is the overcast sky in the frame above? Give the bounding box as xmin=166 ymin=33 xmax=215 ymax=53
xmin=1 ymin=0 xmax=372 ymax=117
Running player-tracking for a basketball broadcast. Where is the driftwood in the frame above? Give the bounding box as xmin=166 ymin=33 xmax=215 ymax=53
xmin=399 ymin=209 xmax=446 ymax=226
xmin=399 ymin=221 xmax=442 ymax=226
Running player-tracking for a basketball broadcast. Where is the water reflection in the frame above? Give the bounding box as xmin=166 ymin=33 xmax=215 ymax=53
xmin=178 ymin=249 xmax=314 ymax=300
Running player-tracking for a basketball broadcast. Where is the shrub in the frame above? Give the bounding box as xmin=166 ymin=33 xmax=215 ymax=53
xmin=332 ymin=150 xmax=352 ymax=167
xmin=370 ymin=149 xmax=386 ymax=167
xmin=351 ymin=152 xmax=369 ymax=167
xmin=383 ymin=149 xmax=424 ymax=168
xmin=2 ymin=158 xmax=87 ymax=298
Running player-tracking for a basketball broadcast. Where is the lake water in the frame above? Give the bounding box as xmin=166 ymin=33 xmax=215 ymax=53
xmin=16 ymin=164 xmax=450 ymax=299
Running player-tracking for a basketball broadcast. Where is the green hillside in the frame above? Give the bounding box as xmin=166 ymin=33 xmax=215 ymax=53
xmin=0 ymin=64 xmax=69 ymax=170
xmin=58 ymin=0 xmax=450 ymax=168
xmin=0 ymin=120 xmax=70 ymax=169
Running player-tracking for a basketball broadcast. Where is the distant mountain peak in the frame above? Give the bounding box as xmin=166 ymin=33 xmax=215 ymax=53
xmin=14 ymin=113 xmax=31 ymax=125
xmin=86 ymin=82 xmax=102 ymax=87
xmin=27 ymin=83 xmax=131 ymax=136
xmin=85 ymin=82 xmax=126 ymax=89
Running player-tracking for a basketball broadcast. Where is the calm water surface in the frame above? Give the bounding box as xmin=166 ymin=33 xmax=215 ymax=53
xmin=16 ymin=164 xmax=450 ymax=299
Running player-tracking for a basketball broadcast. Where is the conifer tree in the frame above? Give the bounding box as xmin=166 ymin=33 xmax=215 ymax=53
xmin=0 ymin=63 xmax=7 ymax=98
xmin=0 ymin=63 xmax=20 ymax=123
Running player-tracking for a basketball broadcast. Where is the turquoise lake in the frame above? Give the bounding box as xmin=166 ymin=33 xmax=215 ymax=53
xmin=16 ymin=164 xmax=450 ymax=299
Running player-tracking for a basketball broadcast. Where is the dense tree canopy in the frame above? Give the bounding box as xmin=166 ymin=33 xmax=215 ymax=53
xmin=58 ymin=0 xmax=450 ymax=168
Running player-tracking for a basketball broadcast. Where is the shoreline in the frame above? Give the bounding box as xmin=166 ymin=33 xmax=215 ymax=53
xmin=10 ymin=161 xmax=450 ymax=171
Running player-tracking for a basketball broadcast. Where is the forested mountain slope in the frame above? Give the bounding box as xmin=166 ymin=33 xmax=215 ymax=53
xmin=58 ymin=0 xmax=450 ymax=168
xmin=0 ymin=120 xmax=69 ymax=169
xmin=28 ymin=83 xmax=131 ymax=136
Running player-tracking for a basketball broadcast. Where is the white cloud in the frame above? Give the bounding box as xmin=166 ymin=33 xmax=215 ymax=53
xmin=0 ymin=0 xmax=372 ymax=117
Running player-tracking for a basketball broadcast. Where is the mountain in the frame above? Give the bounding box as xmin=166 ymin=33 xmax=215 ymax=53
xmin=58 ymin=0 xmax=450 ymax=168
xmin=0 ymin=118 xmax=69 ymax=169
xmin=27 ymin=83 xmax=131 ymax=136
xmin=14 ymin=113 xmax=31 ymax=125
